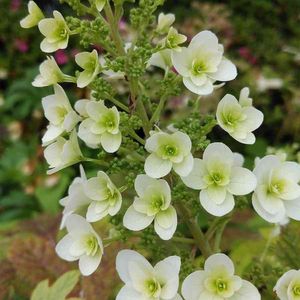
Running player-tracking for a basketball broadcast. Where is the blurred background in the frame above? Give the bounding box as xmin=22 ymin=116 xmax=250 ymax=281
xmin=0 ymin=0 xmax=300 ymax=299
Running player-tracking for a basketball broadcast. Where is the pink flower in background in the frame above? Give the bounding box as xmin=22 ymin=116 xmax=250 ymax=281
xmin=119 ymin=19 xmax=127 ymax=31
xmin=70 ymin=48 xmax=80 ymax=58
xmin=14 ymin=39 xmax=29 ymax=53
xmin=10 ymin=0 xmax=21 ymax=12
xmin=54 ymin=50 xmax=69 ymax=65
xmin=238 ymin=46 xmax=258 ymax=65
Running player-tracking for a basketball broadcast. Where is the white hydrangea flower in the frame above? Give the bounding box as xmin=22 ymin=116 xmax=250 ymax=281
xmin=172 ymin=30 xmax=237 ymax=95
xmin=161 ymin=27 xmax=187 ymax=51
xmin=144 ymin=131 xmax=194 ymax=178
xmin=252 ymin=155 xmax=300 ymax=223
xmin=274 ymin=269 xmax=300 ymax=300
xmin=148 ymin=49 xmax=172 ymax=71
xmin=32 ymin=56 xmax=71 ymax=87
xmin=44 ymin=130 xmax=82 ymax=174
xmin=181 ymin=143 xmax=257 ymax=217
xmin=116 ymin=249 xmax=182 ymax=300
xmin=38 ymin=10 xmax=70 ymax=53
xmin=182 ymin=253 xmax=261 ymax=300
xmin=75 ymin=50 xmax=100 ymax=88
xmin=59 ymin=165 xmax=92 ymax=229
xmin=123 ymin=175 xmax=177 ymax=240
xmin=20 ymin=1 xmax=44 ymax=29
xmin=83 ymin=171 xmax=122 ymax=222
xmin=95 ymin=0 xmax=106 ymax=12
xmin=55 ymin=214 xmax=103 ymax=276
xmin=41 ymin=84 xmax=81 ymax=145
xmin=156 ymin=12 xmax=175 ymax=34
xmin=76 ymin=100 xmax=122 ymax=152
xmin=216 ymin=88 xmax=264 ymax=144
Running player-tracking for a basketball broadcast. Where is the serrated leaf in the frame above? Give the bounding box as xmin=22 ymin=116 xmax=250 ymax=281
xmin=31 ymin=279 xmax=50 ymax=300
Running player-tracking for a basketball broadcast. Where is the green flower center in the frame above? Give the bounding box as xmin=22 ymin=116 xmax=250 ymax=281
xmin=145 ymin=279 xmax=160 ymax=296
xmin=192 ymin=59 xmax=208 ymax=75
xmin=222 ymin=111 xmax=243 ymax=127
xmin=151 ymin=195 xmax=164 ymax=211
xmin=205 ymin=171 xmax=227 ymax=186
xmin=216 ymin=279 xmax=228 ymax=293
xmin=56 ymin=106 xmax=68 ymax=122
xmin=268 ymin=179 xmax=285 ymax=196
xmin=84 ymin=234 xmax=99 ymax=256
xmin=60 ymin=28 xmax=67 ymax=38
xmin=293 ymin=285 xmax=300 ymax=296
xmin=164 ymin=145 xmax=177 ymax=157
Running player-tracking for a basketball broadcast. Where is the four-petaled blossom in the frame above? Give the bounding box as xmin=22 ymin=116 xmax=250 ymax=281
xmin=75 ymin=50 xmax=100 ymax=88
xmin=76 ymin=100 xmax=122 ymax=152
xmin=148 ymin=49 xmax=173 ymax=71
xmin=38 ymin=10 xmax=70 ymax=53
xmin=95 ymin=0 xmax=106 ymax=12
xmin=216 ymin=87 xmax=264 ymax=144
xmin=123 ymin=175 xmax=177 ymax=240
xmin=182 ymin=253 xmax=260 ymax=300
xmin=55 ymin=214 xmax=103 ymax=276
xmin=156 ymin=13 xmax=175 ymax=34
xmin=44 ymin=130 xmax=82 ymax=174
xmin=162 ymin=27 xmax=187 ymax=51
xmin=32 ymin=56 xmax=71 ymax=87
xmin=59 ymin=165 xmax=92 ymax=229
xmin=20 ymin=1 xmax=44 ymax=29
xmin=181 ymin=142 xmax=257 ymax=216
xmin=145 ymin=130 xmax=193 ymax=178
xmin=252 ymin=155 xmax=300 ymax=223
xmin=274 ymin=269 xmax=300 ymax=300
xmin=172 ymin=30 xmax=237 ymax=95
xmin=41 ymin=84 xmax=81 ymax=145
xmin=84 ymin=171 xmax=122 ymax=222
xmin=116 ymin=249 xmax=182 ymax=300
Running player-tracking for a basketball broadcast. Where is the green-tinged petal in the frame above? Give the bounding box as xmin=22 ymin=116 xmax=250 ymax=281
xmin=228 ymin=167 xmax=257 ymax=195
xmin=123 ymin=205 xmax=154 ymax=231
xmin=100 ymin=131 xmax=122 ymax=153
xmin=145 ymin=153 xmax=172 ymax=178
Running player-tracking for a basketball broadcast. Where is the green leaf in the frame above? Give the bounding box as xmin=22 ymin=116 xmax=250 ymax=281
xmin=31 ymin=279 xmax=50 ymax=300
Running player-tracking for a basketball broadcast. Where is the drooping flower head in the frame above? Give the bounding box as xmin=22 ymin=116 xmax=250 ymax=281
xmin=156 ymin=12 xmax=175 ymax=35
xmin=56 ymin=214 xmax=103 ymax=276
xmin=116 ymin=249 xmax=182 ymax=300
xmin=38 ymin=11 xmax=70 ymax=53
xmin=181 ymin=142 xmax=257 ymax=216
xmin=252 ymin=155 xmax=300 ymax=223
xmin=216 ymin=87 xmax=264 ymax=144
xmin=20 ymin=1 xmax=44 ymax=29
xmin=76 ymin=100 xmax=122 ymax=153
xmin=274 ymin=269 xmax=300 ymax=300
xmin=162 ymin=27 xmax=187 ymax=51
xmin=145 ymin=130 xmax=194 ymax=178
xmin=123 ymin=174 xmax=177 ymax=240
xmin=182 ymin=253 xmax=261 ymax=300
xmin=172 ymin=30 xmax=237 ymax=95
xmin=41 ymin=84 xmax=81 ymax=145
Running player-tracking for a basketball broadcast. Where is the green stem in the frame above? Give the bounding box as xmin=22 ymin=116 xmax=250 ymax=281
xmin=193 ymin=96 xmax=201 ymax=113
xmin=82 ymin=157 xmax=109 ymax=167
xmin=128 ymin=130 xmax=145 ymax=145
xmin=119 ymin=147 xmax=145 ymax=161
xmin=213 ymin=218 xmax=230 ymax=252
xmin=106 ymin=95 xmax=130 ymax=112
xmin=176 ymin=202 xmax=212 ymax=258
xmin=150 ymin=94 xmax=168 ymax=125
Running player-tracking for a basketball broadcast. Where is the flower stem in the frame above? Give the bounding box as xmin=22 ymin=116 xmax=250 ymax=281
xmin=176 ymin=202 xmax=212 ymax=258
xmin=82 ymin=157 xmax=109 ymax=167
xmin=150 ymin=94 xmax=168 ymax=125
xmin=106 ymin=94 xmax=130 ymax=113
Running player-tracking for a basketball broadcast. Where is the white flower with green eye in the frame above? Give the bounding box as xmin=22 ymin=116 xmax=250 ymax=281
xmin=252 ymin=155 xmax=300 ymax=223
xmin=116 ymin=249 xmax=182 ymax=300
xmin=156 ymin=12 xmax=175 ymax=34
xmin=181 ymin=142 xmax=257 ymax=217
xmin=38 ymin=10 xmax=70 ymax=53
xmin=76 ymin=100 xmax=122 ymax=153
xmin=216 ymin=88 xmax=264 ymax=144
xmin=32 ymin=56 xmax=72 ymax=87
xmin=274 ymin=269 xmax=300 ymax=300
xmin=41 ymin=84 xmax=81 ymax=145
xmin=161 ymin=27 xmax=187 ymax=51
xmin=83 ymin=171 xmax=122 ymax=222
xmin=44 ymin=130 xmax=82 ymax=174
xmin=95 ymin=0 xmax=106 ymax=12
xmin=148 ymin=49 xmax=172 ymax=71
xmin=123 ymin=175 xmax=177 ymax=240
xmin=172 ymin=30 xmax=237 ymax=95
xmin=75 ymin=50 xmax=101 ymax=88
xmin=55 ymin=214 xmax=103 ymax=276
xmin=59 ymin=165 xmax=92 ymax=229
xmin=144 ymin=130 xmax=193 ymax=178
xmin=182 ymin=253 xmax=261 ymax=300
xmin=20 ymin=1 xmax=44 ymax=29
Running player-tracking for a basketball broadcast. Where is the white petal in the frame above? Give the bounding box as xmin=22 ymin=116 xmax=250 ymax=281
xmin=241 ymin=106 xmax=264 ymax=132
xmin=84 ymin=175 xmax=110 ymax=201
xmin=75 ymin=99 xmax=90 ymax=117
xmin=156 ymin=206 xmax=177 ymax=229
xmin=253 ymin=155 xmax=280 ymax=183
xmin=209 ymin=58 xmax=237 ymax=81
xmin=200 ymin=190 xmax=235 ymax=217
xmin=134 ymin=174 xmax=158 ymax=197
xmin=233 ymin=153 xmax=244 ymax=167
xmin=86 ymin=201 xmax=109 ymax=222
xmin=278 ymin=161 xmax=300 ymax=182
xmin=55 ymin=234 xmax=77 ymax=262
xmin=274 ymin=270 xmax=298 ymax=300
xmin=78 ymin=253 xmax=102 ymax=276
xmin=183 ymin=77 xmax=214 ymax=95
xmin=63 ymin=111 xmax=81 ymax=132
xmin=203 ymin=142 xmax=233 ymax=165
xmin=116 ymin=285 xmax=144 ymax=300
xmin=100 ymin=131 xmax=122 ymax=153
xmin=181 ymin=158 xmax=208 ymax=190
xmin=285 ymin=198 xmax=300 ymax=221
xmin=144 ymin=153 xmax=172 ymax=178
xmin=123 ymin=205 xmax=154 ymax=231
xmin=173 ymin=153 xmax=194 ymax=177
xmin=42 ymin=125 xmax=64 ymax=145
xmin=206 ymin=185 xmax=227 ymax=205
xmin=116 ymin=249 xmax=153 ymax=284
xmin=228 ymin=167 xmax=257 ymax=195
xmin=182 ymin=271 xmax=206 ymax=300
xmin=204 ymin=253 xmax=235 ymax=275
xmin=65 ymin=214 xmax=92 ymax=235
xmin=229 ymin=280 xmax=261 ymax=300
xmin=190 ymin=30 xmax=219 ymax=50
xmin=171 ymin=47 xmax=192 ymax=77
xmin=154 ymin=209 xmax=177 ymax=240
